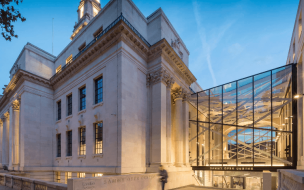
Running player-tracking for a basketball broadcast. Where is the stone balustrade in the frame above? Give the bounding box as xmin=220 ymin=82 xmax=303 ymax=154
xmin=0 ymin=173 xmax=67 ymax=190
xmin=278 ymin=169 xmax=304 ymax=190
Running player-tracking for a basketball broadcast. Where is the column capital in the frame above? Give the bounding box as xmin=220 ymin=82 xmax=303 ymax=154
xmin=12 ymin=100 xmax=20 ymax=111
xmin=172 ymin=87 xmax=184 ymax=101
xmin=146 ymin=68 xmax=175 ymax=87
xmin=2 ymin=112 xmax=9 ymax=121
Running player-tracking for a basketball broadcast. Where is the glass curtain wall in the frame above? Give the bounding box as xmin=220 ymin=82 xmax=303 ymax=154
xmin=189 ymin=65 xmax=296 ymax=169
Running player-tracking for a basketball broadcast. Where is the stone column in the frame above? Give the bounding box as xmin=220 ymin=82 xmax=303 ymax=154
xmin=172 ymin=87 xmax=184 ymax=167
xmin=166 ymin=79 xmax=174 ymax=165
xmin=183 ymin=93 xmax=190 ymax=166
xmin=2 ymin=112 xmax=9 ymax=167
xmin=8 ymin=105 xmax=13 ymax=170
xmin=146 ymin=68 xmax=174 ymax=170
xmin=0 ymin=119 xmax=3 ymax=168
xmin=12 ymin=101 xmax=20 ymax=170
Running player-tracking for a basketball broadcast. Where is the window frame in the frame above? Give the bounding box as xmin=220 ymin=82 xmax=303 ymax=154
xmin=66 ymin=54 xmax=73 ymax=65
xmin=94 ymin=76 xmax=103 ymax=104
xmin=67 ymin=94 xmax=73 ymax=116
xmin=57 ymin=134 xmax=61 ymax=157
xmin=95 ymin=122 xmax=103 ymax=154
xmin=56 ymin=65 xmax=62 ymax=73
xmin=67 ymin=131 xmax=72 ymax=157
xmin=79 ymin=86 xmax=86 ymax=111
xmin=57 ymin=100 xmax=61 ymax=121
xmin=79 ymin=127 xmax=86 ymax=155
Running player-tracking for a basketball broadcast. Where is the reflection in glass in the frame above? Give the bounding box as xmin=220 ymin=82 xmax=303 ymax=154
xmin=189 ymin=65 xmax=295 ymax=169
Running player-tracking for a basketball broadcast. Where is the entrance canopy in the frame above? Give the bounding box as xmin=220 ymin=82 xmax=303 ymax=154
xmin=189 ymin=64 xmax=297 ymax=171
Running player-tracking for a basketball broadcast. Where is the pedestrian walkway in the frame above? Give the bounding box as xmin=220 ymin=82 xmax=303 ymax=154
xmin=0 ymin=185 xmax=13 ymax=190
xmin=170 ymin=185 xmax=233 ymax=190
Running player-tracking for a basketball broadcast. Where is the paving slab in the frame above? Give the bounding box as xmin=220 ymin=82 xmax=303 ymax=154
xmin=0 ymin=185 xmax=13 ymax=190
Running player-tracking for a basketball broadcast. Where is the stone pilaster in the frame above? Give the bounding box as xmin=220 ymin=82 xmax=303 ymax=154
xmin=146 ymin=68 xmax=174 ymax=170
xmin=182 ymin=92 xmax=190 ymax=166
xmin=0 ymin=119 xmax=2 ymax=168
xmin=2 ymin=112 xmax=9 ymax=167
xmin=172 ymin=87 xmax=184 ymax=167
xmin=166 ymin=78 xmax=174 ymax=165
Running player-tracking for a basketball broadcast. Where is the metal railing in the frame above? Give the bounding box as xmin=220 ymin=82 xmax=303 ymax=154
xmin=51 ymin=13 xmax=151 ymax=81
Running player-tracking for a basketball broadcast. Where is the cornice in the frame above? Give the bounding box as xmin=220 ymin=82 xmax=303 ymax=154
xmin=148 ymin=39 xmax=196 ymax=86
xmin=0 ymin=69 xmax=52 ymax=111
xmin=51 ymin=20 xmax=150 ymax=87
xmin=51 ymin=19 xmax=195 ymax=87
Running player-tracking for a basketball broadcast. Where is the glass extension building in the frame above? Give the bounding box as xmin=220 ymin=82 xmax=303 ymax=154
xmin=189 ymin=64 xmax=297 ymax=189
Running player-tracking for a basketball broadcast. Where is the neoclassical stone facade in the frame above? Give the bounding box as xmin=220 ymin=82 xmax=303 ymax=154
xmin=0 ymin=0 xmax=200 ymax=189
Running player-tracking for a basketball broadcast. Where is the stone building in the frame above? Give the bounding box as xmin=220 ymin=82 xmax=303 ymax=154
xmin=0 ymin=0 xmax=199 ymax=189
xmin=1 ymin=0 xmax=303 ymax=189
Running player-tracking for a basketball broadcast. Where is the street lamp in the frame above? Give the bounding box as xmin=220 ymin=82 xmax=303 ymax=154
xmin=294 ymin=94 xmax=304 ymax=99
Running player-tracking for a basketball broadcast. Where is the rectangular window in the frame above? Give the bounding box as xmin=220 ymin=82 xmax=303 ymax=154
xmin=78 ymin=42 xmax=86 ymax=52
xmin=56 ymin=65 xmax=62 ymax=73
xmin=95 ymin=76 xmax=103 ymax=104
xmin=65 ymin=172 xmax=72 ymax=184
xmin=299 ymin=13 xmax=302 ymax=39
xmin=57 ymin=134 xmax=61 ymax=157
xmin=95 ymin=173 xmax=103 ymax=177
xmin=67 ymin=94 xmax=72 ymax=116
xmin=80 ymin=87 xmax=86 ymax=110
xmin=66 ymin=54 xmax=73 ymax=64
xmin=56 ymin=172 xmax=61 ymax=183
xmin=95 ymin=122 xmax=103 ymax=154
xmin=57 ymin=101 xmax=61 ymax=120
xmin=93 ymin=7 xmax=99 ymax=17
xmin=93 ymin=26 xmax=103 ymax=38
xmin=78 ymin=173 xmax=85 ymax=178
xmin=67 ymin=131 xmax=72 ymax=156
xmin=79 ymin=127 xmax=86 ymax=155
xmin=80 ymin=5 xmax=84 ymax=18
xmin=293 ymin=40 xmax=296 ymax=60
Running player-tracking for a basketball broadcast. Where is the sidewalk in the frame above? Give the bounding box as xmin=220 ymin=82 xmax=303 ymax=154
xmin=0 ymin=185 xmax=13 ymax=190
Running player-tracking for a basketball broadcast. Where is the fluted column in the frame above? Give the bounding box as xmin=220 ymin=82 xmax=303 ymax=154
xmin=2 ymin=112 xmax=9 ymax=167
xmin=166 ymin=79 xmax=174 ymax=165
xmin=172 ymin=87 xmax=184 ymax=167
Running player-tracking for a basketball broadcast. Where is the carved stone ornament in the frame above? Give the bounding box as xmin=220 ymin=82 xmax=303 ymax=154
xmin=183 ymin=92 xmax=191 ymax=102
xmin=171 ymin=38 xmax=183 ymax=60
xmin=172 ymin=87 xmax=184 ymax=101
xmin=12 ymin=100 xmax=20 ymax=111
xmin=0 ymin=119 xmax=2 ymax=126
xmin=146 ymin=68 xmax=175 ymax=87
xmin=3 ymin=112 xmax=9 ymax=119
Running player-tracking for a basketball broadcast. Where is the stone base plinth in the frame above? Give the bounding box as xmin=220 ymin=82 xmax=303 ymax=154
xmin=278 ymin=169 xmax=304 ymax=190
xmin=67 ymin=171 xmax=197 ymax=190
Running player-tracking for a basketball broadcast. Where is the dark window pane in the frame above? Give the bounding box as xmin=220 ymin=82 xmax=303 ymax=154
xmin=95 ymin=77 xmax=103 ymax=104
xmin=80 ymin=87 xmax=86 ymax=110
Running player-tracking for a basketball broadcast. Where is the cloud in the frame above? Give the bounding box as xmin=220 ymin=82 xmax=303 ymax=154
xmin=192 ymin=0 xmax=236 ymax=87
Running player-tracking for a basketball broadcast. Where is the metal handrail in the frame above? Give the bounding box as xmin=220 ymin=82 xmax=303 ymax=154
xmin=51 ymin=13 xmax=151 ymax=81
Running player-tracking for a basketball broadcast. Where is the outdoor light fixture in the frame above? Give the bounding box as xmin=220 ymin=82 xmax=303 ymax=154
xmin=294 ymin=94 xmax=303 ymax=99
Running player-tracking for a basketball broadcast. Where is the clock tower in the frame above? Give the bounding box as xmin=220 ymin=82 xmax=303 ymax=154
xmin=71 ymin=0 xmax=101 ymax=40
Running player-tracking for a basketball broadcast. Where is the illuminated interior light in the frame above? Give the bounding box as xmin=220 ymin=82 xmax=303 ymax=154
xmin=294 ymin=95 xmax=300 ymax=99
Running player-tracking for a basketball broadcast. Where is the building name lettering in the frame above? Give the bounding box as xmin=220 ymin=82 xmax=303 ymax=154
xmin=209 ymin=167 xmax=254 ymax=171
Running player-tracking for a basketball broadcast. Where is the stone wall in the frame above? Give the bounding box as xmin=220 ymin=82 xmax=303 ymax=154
xmin=68 ymin=172 xmax=196 ymax=190
xmin=278 ymin=169 xmax=304 ymax=190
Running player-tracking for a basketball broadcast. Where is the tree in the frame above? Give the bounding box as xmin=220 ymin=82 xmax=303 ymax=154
xmin=0 ymin=0 xmax=26 ymax=41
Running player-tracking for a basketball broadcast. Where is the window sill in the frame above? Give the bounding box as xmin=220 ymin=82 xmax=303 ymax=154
xmin=56 ymin=120 xmax=62 ymax=124
xmin=78 ymin=155 xmax=86 ymax=159
xmin=65 ymin=156 xmax=72 ymax=160
xmin=92 ymin=154 xmax=103 ymax=158
xmin=78 ymin=109 xmax=86 ymax=115
xmin=93 ymin=102 xmax=103 ymax=109
xmin=56 ymin=157 xmax=61 ymax=161
xmin=66 ymin=115 xmax=73 ymax=120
